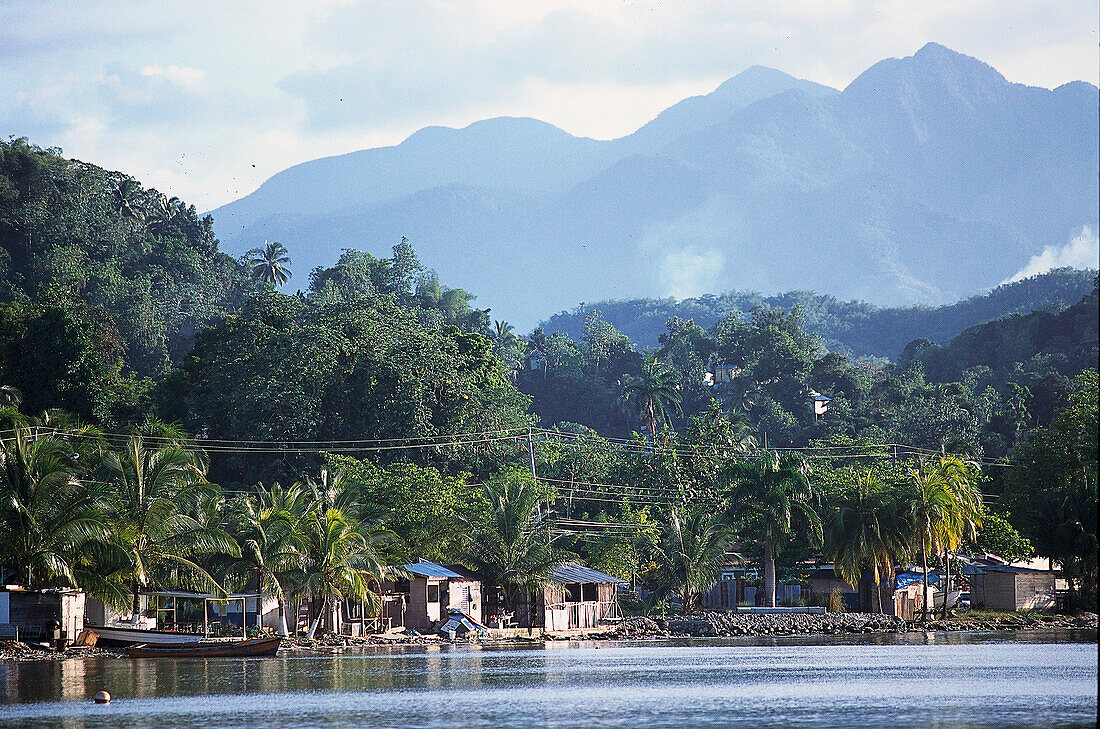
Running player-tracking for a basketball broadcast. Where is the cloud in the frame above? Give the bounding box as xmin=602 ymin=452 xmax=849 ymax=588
xmin=1003 ymin=226 xmax=1100 ymax=283
xmin=140 ymin=65 xmax=206 ymax=91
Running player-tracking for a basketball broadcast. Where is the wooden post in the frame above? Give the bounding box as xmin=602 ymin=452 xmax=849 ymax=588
xmin=203 ymin=598 xmax=209 ymax=637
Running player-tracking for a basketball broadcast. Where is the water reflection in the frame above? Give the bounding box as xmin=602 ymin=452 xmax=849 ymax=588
xmin=0 ymin=630 xmax=1095 ymax=729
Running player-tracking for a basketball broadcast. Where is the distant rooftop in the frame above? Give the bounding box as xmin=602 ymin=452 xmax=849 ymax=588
xmin=404 ymin=561 xmax=464 ymax=579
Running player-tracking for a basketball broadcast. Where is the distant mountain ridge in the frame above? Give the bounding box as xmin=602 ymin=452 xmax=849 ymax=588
xmin=210 ymin=44 xmax=1099 ymax=329
xmin=538 ymin=268 xmax=1099 ymax=360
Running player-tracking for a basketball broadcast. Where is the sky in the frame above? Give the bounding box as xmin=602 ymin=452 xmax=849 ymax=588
xmin=2 ymin=1 xmax=1097 ymax=211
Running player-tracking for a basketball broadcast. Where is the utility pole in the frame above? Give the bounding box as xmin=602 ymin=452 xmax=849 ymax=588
xmin=527 ymin=426 xmax=537 ymax=483
xmin=526 ymin=426 xmax=552 ymax=551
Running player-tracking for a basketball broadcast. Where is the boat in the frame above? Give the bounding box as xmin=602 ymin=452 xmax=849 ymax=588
xmin=86 ymin=624 xmax=206 ymax=647
xmin=932 ymin=589 xmax=962 ymax=610
xmin=126 ymin=636 xmax=283 ymax=658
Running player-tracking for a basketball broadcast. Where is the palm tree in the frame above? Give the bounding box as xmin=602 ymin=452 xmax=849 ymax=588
xmin=460 ymin=471 xmax=567 ymax=624
xmin=111 ymin=176 xmax=145 ymax=236
xmin=104 ymin=435 xmax=238 ymax=618
xmin=904 ymin=455 xmax=982 ymax=621
xmin=824 ymin=469 xmax=909 ymax=613
xmin=934 ymin=456 xmax=982 ymax=619
xmin=650 ymin=509 xmax=735 ymax=613
xmin=721 ymin=451 xmax=822 ymax=607
xmin=146 ymin=195 xmax=183 ymax=237
xmin=0 ymin=429 xmax=110 ymax=587
xmin=247 ymin=241 xmax=293 ymax=288
xmin=303 ymin=468 xmax=362 ymax=517
xmin=493 ymin=320 xmax=517 ymax=347
xmin=223 ymin=483 xmax=307 ymax=636
xmin=298 ymin=506 xmax=391 ymax=639
xmin=621 ymin=356 xmax=683 ymax=438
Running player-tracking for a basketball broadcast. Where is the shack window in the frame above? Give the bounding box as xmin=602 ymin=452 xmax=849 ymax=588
xmin=427 ymin=584 xmax=439 ymax=603
xmin=564 ymin=583 xmax=582 ymax=602
xmin=582 ymin=583 xmax=598 ymax=602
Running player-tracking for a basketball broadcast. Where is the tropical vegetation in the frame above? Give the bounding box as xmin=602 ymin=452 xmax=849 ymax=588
xmin=0 ymin=138 xmax=1095 ymax=627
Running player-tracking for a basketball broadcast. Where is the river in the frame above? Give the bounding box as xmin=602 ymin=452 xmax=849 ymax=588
xmin=1 ymin=630 xmax=1095 ymax=728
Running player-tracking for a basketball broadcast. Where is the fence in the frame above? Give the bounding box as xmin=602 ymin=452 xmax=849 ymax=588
xmin=545 ymin=601 xmax=620 ymax=631
xmin=740 ymin=584 xmax=804 ymax=607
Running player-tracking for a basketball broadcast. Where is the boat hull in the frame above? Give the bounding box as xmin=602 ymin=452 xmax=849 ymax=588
xmin=932 ymin=590 xmax=962 ymax=610
xmin=126 ymin=636 xmax=283 ymax=658
xmin=87 ymin=626 xmax=205 ymax=646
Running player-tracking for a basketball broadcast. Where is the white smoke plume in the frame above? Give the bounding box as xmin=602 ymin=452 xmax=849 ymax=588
xmin=1003 ymin=226 xmax=1100 ymax=284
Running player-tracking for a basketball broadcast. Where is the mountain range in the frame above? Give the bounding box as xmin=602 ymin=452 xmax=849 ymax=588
xmin=210 ymin=43 xmax=1099 ymax=329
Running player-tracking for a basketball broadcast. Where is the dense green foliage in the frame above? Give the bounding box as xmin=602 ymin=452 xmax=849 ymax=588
xmin=0 ymin=138 xmax=257 ymax=379
xmin=541 ymin=269 xmax=1098 ymax=357
xmin=517 ymin=288 xmax=1099 ymax=466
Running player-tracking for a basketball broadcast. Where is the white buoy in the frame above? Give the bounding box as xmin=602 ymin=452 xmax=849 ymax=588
xmin=93 ymin=690 xmax=111 ymax=704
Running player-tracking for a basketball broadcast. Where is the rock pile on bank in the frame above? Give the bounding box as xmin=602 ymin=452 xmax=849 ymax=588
xmin=662 ymin=612 xmax=908 ymax=637
xmin=922 ymin=611 xmax=1098 ymax=632
xmin=0 ymin=640 xmax=121 ymax=661
xmin=617 ymin=609 xmax=1099 ymax=638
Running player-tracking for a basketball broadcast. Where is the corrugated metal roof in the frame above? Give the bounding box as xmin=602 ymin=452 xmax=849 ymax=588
xmin=981 ymin=565 xmax=1057 ymax=574
xmin=404 ymin=561 xmax=463 ymax=579
xmin=551 ymin=563 xmax=627 ymax=585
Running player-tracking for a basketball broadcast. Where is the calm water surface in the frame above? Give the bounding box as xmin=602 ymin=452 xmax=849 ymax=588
xmin=0 ymin=630 xmax=1095 ymax=728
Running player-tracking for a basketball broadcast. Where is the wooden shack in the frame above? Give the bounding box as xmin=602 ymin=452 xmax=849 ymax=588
xmin=543 ymin=563 xmax=625 ymax=631
xmin=380 ymin=561 xmax=483 ymax=631
xmin=968 ymin=565 xmax=1057 ymax=611
xmin=807 ymin=565 xmax=861 ymax=610
xmin=0 ymin=587 xmax=85 ymax=643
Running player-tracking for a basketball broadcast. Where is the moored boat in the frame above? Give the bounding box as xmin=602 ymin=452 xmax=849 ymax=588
xmin=86 ymin=625 xmax=206 ymax=647
xmin=126 ymin=636 xmax=282 ymax=658
xmin=932 ymin=589 xmax=963 ymax=610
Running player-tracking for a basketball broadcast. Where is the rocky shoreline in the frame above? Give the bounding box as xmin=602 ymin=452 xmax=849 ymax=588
xmin=620 ymin=610 xmax=1099 ymax=639
xmin=3 ymin=612 xmax=1095 ymax=660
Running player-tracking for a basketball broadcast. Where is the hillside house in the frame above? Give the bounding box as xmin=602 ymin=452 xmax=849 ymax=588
xmin=709 ymin=364 xmax=742 ymax=385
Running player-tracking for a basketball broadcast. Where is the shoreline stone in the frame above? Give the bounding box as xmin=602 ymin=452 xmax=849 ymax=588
xmin=645 ymin=610 xmax=1098 ymax=639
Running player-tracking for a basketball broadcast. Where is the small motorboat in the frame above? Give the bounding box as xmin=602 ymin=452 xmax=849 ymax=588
xmin=88 ymin=624 xmax=205 ymax=647
xmin=126 ymin=636 xmax=283 ymax=658
xmin=932 ymin=589 xmax=962 ymax=610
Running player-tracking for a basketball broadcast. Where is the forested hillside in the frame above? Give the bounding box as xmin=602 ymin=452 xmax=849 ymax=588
xmin=510 ymin=285 xmax=1099 ymax=458
xmin=539 ymin=268 xmax=1098 ymax=357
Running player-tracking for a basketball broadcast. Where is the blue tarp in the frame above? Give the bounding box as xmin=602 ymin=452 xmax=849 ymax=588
xmin=895 ymin=571 xmax=941 ymax=590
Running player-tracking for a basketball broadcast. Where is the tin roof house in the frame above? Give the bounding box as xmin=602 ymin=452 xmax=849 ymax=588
xmin=0 ymin=586 xmax=85 ymax=645
xmin=378 ymin=560 xmax=483 ymax=632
